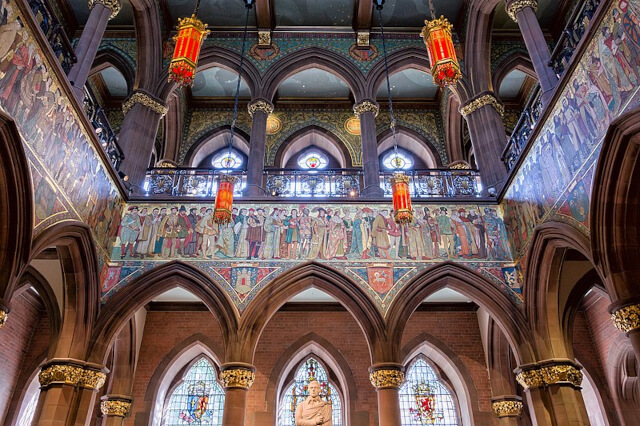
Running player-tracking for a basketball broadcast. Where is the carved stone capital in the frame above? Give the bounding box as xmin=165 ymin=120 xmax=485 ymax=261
xmin=100 ymin=395 xmax=133 ymax=417
xmin=248 ymin=100 xmax=274 ymax=117
xmin=460 ymin=92 xmax=504 ymax=117
xmin=611 ymin=303 xmax=640 ymax=333
xmin=39 ymin=360 xmax=107 ymax=390
xmin=122 ymin=91 xmax=168 ymax=117
xmin=368 ymin=364 xmax=405 ymax=389
xmin=506 ymin=0 xmax=538 ymax=23
xmin=353 ymin=100 xmax=379 ymax=118
xmin=220 ymin=364 xmax=256 ymax=389
xmin=88 ymin=0 xmax=122 ymax=20
xmin=515 ymin=360 xmax=582 ymax=390
xmin=0 ymin=309 xmax=7 ymax=327
xmin=258 ymin=30 xmax=272 ymax=47
xmin=491 ymin=397 xmax=523 ymax=417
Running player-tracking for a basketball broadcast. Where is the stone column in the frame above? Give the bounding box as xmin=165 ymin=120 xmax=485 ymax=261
xmin=220 ymin=363 xmax=255 ymax=426
xmin=515 ymin=359 xmax=589 ymax=425
xmin=354 ymin=100 xmax=383 ymax=197
xmin=100 ymin=395 xmax=132 ymax=426
xmin=245 ymin=99 xmax=273 ymax=197
xmin=506 ymin=0 xmax=558 ymax=103
xmin=460 ymin=92 xmax=508 ymax=192
xmin=118 ymin=90 xmax=168 ymax=190
xmin=67 ymin=0 xmax=122 ymax=101
xmin=610 ymin=299 xmax=640 ymax=363
xmin=491 ymin=396 xmax=524 ymax=425
xmin=369 ymin=363 xmax=405 ymax=426
xmin=34 ymin=359 xmax=108 ymax=426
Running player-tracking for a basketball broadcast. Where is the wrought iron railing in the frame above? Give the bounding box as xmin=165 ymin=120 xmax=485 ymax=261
xmin=265 ymin=168 xmax=362 ymax=198
xmin=145 ymin=169 xmax=247 ymax=197
xmin=379 ymin=169 xmax=482 ymax=198
xmin=83 ymin=85 xmax=124 ymax=171
xmin=502 ymin=85 xmax=543 ymax=170
xmin=28 ymin=0 xmax=77 ymax=73
xmin=549 ymin=0 xmax=601 ymax=78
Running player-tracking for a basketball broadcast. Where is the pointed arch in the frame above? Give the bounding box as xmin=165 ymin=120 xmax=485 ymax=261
xmin=444 ymin=90 xmax=466 ymax=164
xmin=492 ymin=52 xmax=537 ymax=92
xmin=238 ymin=262 xmax=387 ymax=364
xmin=130 ymin=0 xmax=164 ymax=92
xmin=87 ymin=261 xmax=238 ymax=364
xmin=365 ymin=47 xmax=433 ymax=99
xmin=90 ymin=48 xmax=136 ymax=94
xmin=183 ymin=125 xmax=251 ymax=167
xmin=273 ymin=125 xmax=353 ymax=168
xmin=464 ymin=0 xmax=503 ymax=94
xmin=376 ymin=125 xmax=444 ymax=168
xmin=386 ymin=262 xmax=534 ymax=365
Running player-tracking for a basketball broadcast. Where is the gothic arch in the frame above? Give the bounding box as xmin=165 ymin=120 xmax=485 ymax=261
xmin=238 ymin=262 xmax=387 ymax=364
xmin=89 ymin=48 xmax=136 ymax=94
xmin=465 ymin=0 xmax=503 ymax=94
xmin=492 ymin=52 xmax=536 ymax=92
xmin=87 ymin=261 xmax=238 ymax=364
xmin=386 ymin=262 xmax=535 ymax=365
xmin=606 ymin=335 xmax=640 ymax=420
xmin=376 ymin=125 xmax=444 ymax=168
xmin=365 ymin=47 xmax=432 ymax=99
xmin=261 ymin=48 xmax=366 ymax=102
xmin=183 ymin=125 xmax=251 ymax=167
xmin=444 ymin=89 xmax=466 ymax=163
xmin=129 ymin=0 xmax=164 ymax=92
xmin=273 ymin=125 xmax=353 ymax=168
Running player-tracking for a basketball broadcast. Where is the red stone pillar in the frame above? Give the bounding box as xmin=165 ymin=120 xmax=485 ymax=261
xmin=369 ymin=363 xmax=405 ymax=426
xmin=220 ymin=363 xmax=255 ymax=426
xmin=245 ymin=99 xmax=273 ymax=196
xmin=354 ymin=100 xmax=383 ymax=197
xmin=68 ymin=0 xmax=122 ymax=101
xmin=460 ymin=92 xmax=508 ymax=192
xmin=609 ymin=298 xmax=640 ymax=363
xmin=99 ymin=395 xmax=132 ymax=426
xmin=515 ymin=359 xmax=589 ymax=426
xmin=505 ymin=0 xmax=558 ymax=104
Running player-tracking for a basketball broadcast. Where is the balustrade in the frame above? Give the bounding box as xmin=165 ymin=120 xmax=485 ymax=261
xmin=83 ymin=84 xmax=124 ymax=171
xmin=27 ymin=0 xmax=76 ymax=73
xmin=502 ymin=85 xmax=543 ymax=171
xmin=379 ymin=169 xmax=482 ymax=198
xmin=265 ymin=168 xmax=362 ymax=198
xmin=145 ymin=169 xmax=247 ymax=197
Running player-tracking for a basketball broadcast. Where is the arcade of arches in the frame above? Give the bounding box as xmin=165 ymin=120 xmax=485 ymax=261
xmin=1 ymin=0 xmax=640 ymax=425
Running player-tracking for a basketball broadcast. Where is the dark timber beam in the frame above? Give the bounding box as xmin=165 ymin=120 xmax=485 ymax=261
xmin=353 ymin=0 xmax=373 ymax=48
xmin=256 ymin=0 xmax=275 ymax=47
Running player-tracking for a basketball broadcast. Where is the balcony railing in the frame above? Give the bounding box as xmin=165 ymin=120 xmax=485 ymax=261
xmin=379 ymin=169 xmax=482 ymax=198
xmin=28 ymin=0 xmax=76 ymax=73
xmin=265 ymin=168 xmax=362 ymax=198
xmin=549 ymin=0 xmax=601 ymax=78
xmin=83 ymin=85 xmax=125 ymax=171
xmin=502 ymin=85 xmax=543 ymax=171
xmin=145 ymin=168 xmax=247 ymax=197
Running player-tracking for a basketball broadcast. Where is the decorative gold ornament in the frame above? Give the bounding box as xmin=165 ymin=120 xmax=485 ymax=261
xmin=258 ymin=30 xmax=272 ymax=47
xmin=79 ymin=369 xmax=107 ymax=390
xmin=39 ymin=364 xmax=106 ymax=390
xmin=100 ymin=400 xmax=132 ymax=417
xmin=266 ymin=114 xmax=282 ymax=135
xmin=357 ymin=30 xmax=370 ymax=48
xmin=248 ymin=100 xmax=274 ymax=117
xmin=460 ymin=93 xmax=504 ymax=118
xmin=611 ymin=303 xmax=640 ymax=333
xmin=0 ymin=309 xmax=7 ymax=327
xmin=506 ymin=0 xmax=538 ymax=23
xmin=344 ymin=116 xmax=361 ymax=135
xmin=353 ymin=101 xmax=379 ymax=118
xmin=88 ymin=0 xmax=121 ymax=20
xmin=516 ymin=364 xmax=582 ymax=390
xmin=369 ymin=369 xmax=405 ymax=389
xmin=122 ymin=92 xmax=168 ymax=117
xmin=492 ymin=400 xmax=523 ymax=417
xmin=220 ymin=368 xmax=255 ymax=389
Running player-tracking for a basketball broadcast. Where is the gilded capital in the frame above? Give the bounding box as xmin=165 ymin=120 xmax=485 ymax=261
xmin=369 ymin=369 xmax=405 ymax=389
xmin=460 ymin=93 xmax=504 ymax=117
xmin=79 ymin=369 xmax=107 ymax=390
xmin=248 ymin=100 xmax=274 ymax=117
xmin=88 ymin=0 xmax=122 ymax=20
xmin=353 ymin=101 xmax=379 ymax=118
xmin=492 ymin=400 xmax=523 ymax=417
xmin=506 ymin=0 xmax=538 ymax=23
xmin=516 ymin=363 xmax=582 ymax=390
xmin=0 ymin=309 xmax=7 ymax=327
xmin=220 ymin=368 xmax=255 ymax=389
xmin=611 ymin=303 xmax=640 ymax=333
xmin=100 ymin=399 xmax=132 ymax=417
xmin=122 ymin=92 xmax=168 ymax=117
xmin=39 ymin=362 xmax=107 ymax=390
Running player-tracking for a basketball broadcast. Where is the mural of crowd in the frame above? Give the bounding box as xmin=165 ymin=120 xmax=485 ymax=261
xmin=503 ymin=0 xmax=640 ymax=255
xmin=113 ymin=203 xmax=512 ymax=262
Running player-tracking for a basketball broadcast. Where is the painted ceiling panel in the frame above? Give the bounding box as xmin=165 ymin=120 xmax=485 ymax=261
xmin=378 ymin=0 xmax=464 ymax=28
xmin=493 ymin=0 xmax=560 ymax=30
xmin=275 ymin=0 xmax=354 ymax=26
xmin=67 ymin=0 xmax=134 ymax=26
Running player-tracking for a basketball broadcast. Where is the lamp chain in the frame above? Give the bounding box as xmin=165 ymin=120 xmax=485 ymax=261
xmin=193 ymin=0 xmax=201 ymax=15
xmin=376 ymin=4 xmax=399 ymax=157
xmin=428 ymin=0 xmax=436 ymax=20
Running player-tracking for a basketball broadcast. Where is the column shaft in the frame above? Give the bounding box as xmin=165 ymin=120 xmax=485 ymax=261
xmin=245 ymin=109 xmax=269 ymax=196
xmin=221 ymin=388 xmax=249 ymax=426
xmin=34 ymin=385 xmax=76 ymax=426
xmin=375 ymin=387 xmax=402 ymax=426
xmin=359 ymin=110 xmax=382 ymax=197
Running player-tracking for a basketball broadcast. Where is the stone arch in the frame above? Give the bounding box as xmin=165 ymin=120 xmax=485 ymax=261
xmin=465 ymin=0 xmax=503 ymax=94
xmin=444 ymin=89 xmax=466 ymax=163
xmin=400 ymin=333 xmax=484 ymax=425
xmin=273 ymin=125 xmax=353 ymax=168
xmin=261 ymin=48 xmax=366 ymax=102
xmin=0 ymin=113 xmax=33 ymax=311
xmin=129 ymin=0 xmax=165 ymax=92
xmin=86 ymin=261 xmax=238 ymax=364
xmin=141 ymin=334 xmax=225 ymax=426
xmin=376 ymin=125 xmax=444 ymax=168
xmin=238 ymin=262 xmax=387 ymax=364
xmin=365 ymin=47 xmax=432 ymax=99
xmin=264 ymin=333 xmax=356 ymax=426
xmin=606 ymin=335 xmax=640 ymax=420
xmin=386 ymin=262 xmax=534 ymax=365
xmin=182 ymin=125 xmax=251 ymax=167
xmin=89 ymin=48 xmax=136 ymax=94
xmin=492 ymin=52 xmax=537 ymax=92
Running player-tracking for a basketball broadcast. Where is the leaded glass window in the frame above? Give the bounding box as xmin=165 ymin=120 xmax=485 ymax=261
xmin=399 ymin=358 xmax=459 ymax=426
xmin=212 ymin=150 xmax=243 ymax=170
xmin=383 ymin=150 xmax=414 ymax=170
xmin=278 ymin=358 xmax=343 ymax=426
xmin=162 ymin=358 xmax=225 ymax=426
xmin=298 ymin=151 xmax=328 ymax=169
xmin=17 ymin=375 xmax=40 ymax=426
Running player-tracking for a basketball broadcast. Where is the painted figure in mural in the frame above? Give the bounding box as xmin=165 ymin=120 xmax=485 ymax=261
xmin=294 ymin=380 xmax=332 ymax=426
xmin=437 ymin=208 xmax=454 ymax=259
xmin=234 ymin=208 xmax=249 ymax=258
xmin=298 ymin=208 xmax=312 ymax=259
xmin=307 ymin=208 xmax=328 ymax=259
xmin=196 ymin=208 xmax=218 ymax=259
xmin=134 ymin=208 xmax=152 ymax=258
xmin=284 ymin=209 xmax=300 ymax=259
xmin=159 ymin=207 xmax=180 ymax=258
xmin=371 ymin=210 xmax=391 ymax=259
xmin=119 ymin=206 xmax=141 ymax=259
xmin=247 ymin=208 xmax=265 ymax=260
xmin=325 ymin=213 xmax=348 ymax=260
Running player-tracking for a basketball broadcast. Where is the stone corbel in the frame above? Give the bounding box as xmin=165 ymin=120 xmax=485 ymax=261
xmin=356 ymin=30 xmax=370 ymax=48
xmin=258 ymin=29 xmax=272 ymax=48
xmin=248 ymin=99 xmax=274 ymax=117
xmin=353 ymin=100 xmax=379 ymax=118
xmin=610 ymin=300 xmax=640 ymax=334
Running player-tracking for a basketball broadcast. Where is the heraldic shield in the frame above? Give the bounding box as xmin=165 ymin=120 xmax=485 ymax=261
xmin=179 ymin=381 xmax=213 ymax=423
xmin=410 ymin=383 xmax=444 ymax=424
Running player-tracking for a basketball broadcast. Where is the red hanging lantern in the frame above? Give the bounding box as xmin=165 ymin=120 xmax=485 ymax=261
xmin=420 ymin=16 xmax=461 ymax=87
xmin=390 ymin=172 xmax=413 ymax=224
xmin=213 ymin=174 xmax=236 ymax=224
xmin=168 ymin=14 xmax=209 ymax=87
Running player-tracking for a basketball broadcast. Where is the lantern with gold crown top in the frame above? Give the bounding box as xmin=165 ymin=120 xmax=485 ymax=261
xmin=168 ymin=0 xmax=209 ymax=87
xmin=420 ymin=0 xmax=461 ymax=87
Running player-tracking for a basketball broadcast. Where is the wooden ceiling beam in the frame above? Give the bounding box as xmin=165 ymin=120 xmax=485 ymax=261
xmin=255 ymin=0 xmax=275 ymax=29
xmin=353 ymin=0 xmax=373 ymax=31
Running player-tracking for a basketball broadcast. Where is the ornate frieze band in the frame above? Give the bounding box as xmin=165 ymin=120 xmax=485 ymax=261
xmin=122 ymin=92 xmax=168 ymax=117
xmin=39 ymin=363 xmax=107 ymax=390
xmin=248 ymin=100 xmax=274 ymax=117
xmin=220 ymin=368 xmax=255 ymax=389
xmin=506 ymin=0 xmax=537 ymax=23
xmin=100 ymin=397 xmax=132 ymax=417
xmin=88 ymin=0 xmax=122 ymax=20
xmin=611 ymin=303 xmax=640 ymax=333
xmin=0 ymin=309 xmax=7 ymax=327
xmin=460 ymin=93 xmax=505 ymax=117
xmin=492 ymin=400 xmax=523 ymax=417
xmin=369 ymin=369 xmax=405 ymax=389
xmin=515 ymin=362 xmax=583 ymax=390
xmin=353 ymin=101 xmax=379 ymax=118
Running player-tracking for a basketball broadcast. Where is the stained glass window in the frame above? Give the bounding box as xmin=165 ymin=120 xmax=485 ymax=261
xmin=212 ymin=150 xmax=243 ymax=170
xmin=383 ymin=150 xmax=414 ymax=170
xmin=399 ymin=358 xmax=459 ymax=426
xmin=162 ymin=358 xmax=225 ymax=426
xmin=298 ymin=151 xmax=328 ymax=169
xmin=278 ymin=358 xmax=343 ymax=426
xmin=17 ymin=375 xmax=40 ymax=426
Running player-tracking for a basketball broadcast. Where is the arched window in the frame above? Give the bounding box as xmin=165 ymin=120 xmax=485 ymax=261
xmin=161 ymin=357 xmax=225 ymax=426
xmin=298 ymin=151 xmax=328 ymax=170
xmin=382 ymin=150 xmax=414 ymax=170
xmin=211 ymin=149 xmax=243 ymax=170
xmin=399 ymin=358 xmax=459 ymax=425
xmin=16 ymin=374 xmax=40 ymax=426
xmin=278 ymin=357 xmax=343 ymax=426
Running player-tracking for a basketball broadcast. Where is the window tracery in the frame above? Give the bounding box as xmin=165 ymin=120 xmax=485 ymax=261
xmin=298 ymin=151 xmax=329 ymax=169
xmin=383 ymin=150 xmax=414 ymax=170
xmin=211 ymin=149 xmax=243 ymax=170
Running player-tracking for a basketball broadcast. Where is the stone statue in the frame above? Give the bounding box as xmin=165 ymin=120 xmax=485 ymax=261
xmin=295 ymin=380 xmax=332 ymax=425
